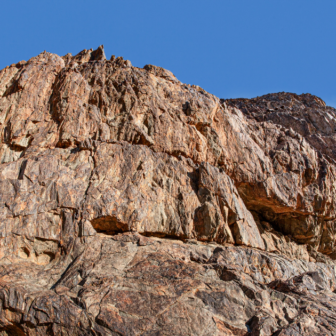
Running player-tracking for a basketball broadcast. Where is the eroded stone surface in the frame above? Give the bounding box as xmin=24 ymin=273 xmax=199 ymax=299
xmin=2 ymin=233 xmax=336 ymax=335
xmin=0 ymin=46 xmax=336 ymax=335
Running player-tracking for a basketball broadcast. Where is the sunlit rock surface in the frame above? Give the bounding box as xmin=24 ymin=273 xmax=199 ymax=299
xmin=0 ymin=46 xmax=336 ymax=335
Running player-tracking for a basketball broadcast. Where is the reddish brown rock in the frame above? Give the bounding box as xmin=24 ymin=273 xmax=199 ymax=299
xmin=0 ymin=46 xmax=336 ymax=335
xmin=225 ymin=94 xmax=336 ymax=255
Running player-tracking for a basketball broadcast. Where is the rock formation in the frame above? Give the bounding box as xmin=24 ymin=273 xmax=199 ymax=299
xmin=0 ymin=45 xmax=335 ymax=335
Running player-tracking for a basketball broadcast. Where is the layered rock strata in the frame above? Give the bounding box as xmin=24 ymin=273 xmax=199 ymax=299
xmin=0 ymin=46 xmax=335 ymax=335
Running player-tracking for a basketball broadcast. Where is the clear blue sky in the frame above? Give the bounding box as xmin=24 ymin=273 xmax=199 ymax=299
xmin=1 ymin=0 xmax=335 ymax=107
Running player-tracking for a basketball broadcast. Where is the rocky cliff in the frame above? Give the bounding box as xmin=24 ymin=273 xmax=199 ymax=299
xmin=0 ymin=46 xmax=336 ymax=335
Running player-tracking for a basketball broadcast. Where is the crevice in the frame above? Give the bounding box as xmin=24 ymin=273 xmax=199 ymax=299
xmin=18 ymin=160 xmax=27 ymax=180
xmin=0 ymin=324 xmax=26 ymax=336
xmin=91 ymin=216 xmax=130 ymax=235
xmin=55 ymin=139 xmax=73 ymax=149
xmin=50 ymin=253 xmax=83 ymax=290
xmin=2 ymin=75 xmax=24 ymax=98
xmin=4 ymin=143 xmax=26 ymax=153
xmin=70 ymin=296 xmax=86 ymax=310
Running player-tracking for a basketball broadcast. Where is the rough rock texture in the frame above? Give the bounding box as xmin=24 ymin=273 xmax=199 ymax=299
xmin=0 ymin=46 xmax=336 ymax=335
xmin=225 ymin=94 xmax=336 ymax=254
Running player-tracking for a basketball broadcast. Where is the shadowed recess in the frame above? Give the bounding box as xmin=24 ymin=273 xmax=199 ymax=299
xmin=91 ymin=216 xmax=130 ymax=235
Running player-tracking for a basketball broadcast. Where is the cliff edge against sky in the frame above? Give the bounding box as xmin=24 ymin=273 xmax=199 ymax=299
xmin=0 ymin=46 xmax=336 ymax=335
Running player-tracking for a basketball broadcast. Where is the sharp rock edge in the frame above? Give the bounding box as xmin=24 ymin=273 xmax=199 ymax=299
xmin=0 ymin=46 xmax=336 ymax=335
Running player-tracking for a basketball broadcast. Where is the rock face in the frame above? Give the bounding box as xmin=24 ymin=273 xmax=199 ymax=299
xmin=0 ymin=46 xmax=336 ymax=335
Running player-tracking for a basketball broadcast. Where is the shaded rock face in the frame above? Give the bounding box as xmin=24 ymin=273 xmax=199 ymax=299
xmin=0 ymin=46 xmax=336 ymax=335
xmin=225 ymin=94 xmax=336 ymax=254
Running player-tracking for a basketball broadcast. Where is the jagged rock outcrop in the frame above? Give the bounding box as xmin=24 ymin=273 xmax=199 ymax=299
xmin=225 ymin=94 xmax=336 ymax=255
xmin=0 ymin=46 xmax=336 ymax=335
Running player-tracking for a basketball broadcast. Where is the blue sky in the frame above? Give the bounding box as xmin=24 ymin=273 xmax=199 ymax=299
xmin=1 ymin=0 xmax=335 ymax=107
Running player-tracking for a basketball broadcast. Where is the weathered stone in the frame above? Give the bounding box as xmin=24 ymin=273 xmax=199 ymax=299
xmin=0 ymin=47 xmax=335 ymax=334
xmin=226 ymin=94 xmax=336 ymax=255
